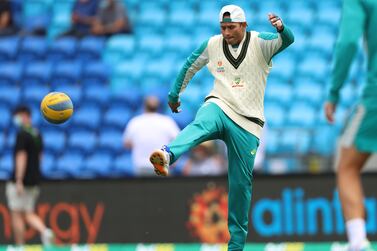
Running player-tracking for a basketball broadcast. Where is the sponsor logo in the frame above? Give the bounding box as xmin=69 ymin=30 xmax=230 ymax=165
xmin=232 ymin=77 xmax=244 ymax=88
xmin=217 ymin=61 xmax=225 ymax=73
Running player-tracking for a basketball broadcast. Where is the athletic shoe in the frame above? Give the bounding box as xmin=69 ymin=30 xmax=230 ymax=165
xmin=149 ymin=145 xmax=171 ymax=176
xmin=41 ymin=228 xmax=55 ymax=246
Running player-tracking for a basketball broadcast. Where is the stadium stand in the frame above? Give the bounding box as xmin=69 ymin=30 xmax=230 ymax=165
xmin=0 ymin=0 xmax=361 ymax=178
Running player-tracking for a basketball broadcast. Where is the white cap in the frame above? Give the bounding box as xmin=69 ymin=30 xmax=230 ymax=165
xmin=219 ymin=5 xmax=246 ymax=23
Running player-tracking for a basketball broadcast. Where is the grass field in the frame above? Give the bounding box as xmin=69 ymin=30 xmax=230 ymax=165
xmin=1 ymin=243 xmax=376 ymax=251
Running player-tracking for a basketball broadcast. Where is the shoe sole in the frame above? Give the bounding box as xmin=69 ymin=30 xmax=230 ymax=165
xmin=149 ymin=150 xmax=168 ymax=176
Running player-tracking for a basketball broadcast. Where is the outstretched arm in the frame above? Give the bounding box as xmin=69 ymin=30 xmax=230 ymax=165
xmin=257 ymin=13 xmax=294 ymax=64
xmin=168 ymin=40 xmax=209 ymax=113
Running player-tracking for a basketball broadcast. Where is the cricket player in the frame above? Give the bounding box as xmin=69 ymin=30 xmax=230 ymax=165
xmin=324 ymin=0 xmax=377 ymax=250
xmin=150 ymin=5 xmax=294 ymax=250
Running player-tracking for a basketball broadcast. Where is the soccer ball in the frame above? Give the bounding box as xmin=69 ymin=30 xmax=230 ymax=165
xmin=40 ymin=92 xmax=73 ymax=124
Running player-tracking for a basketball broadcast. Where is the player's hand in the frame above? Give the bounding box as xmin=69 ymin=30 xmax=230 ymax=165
xmin=324 ymin=102 xmax=336 ymax=124
xmin=168 ymin=100 xmax=181 ymax=113
xmin=16 ymin=180 xmax=24 ymax=195
xmin=268 ymin=13 xmax=284 ymax=32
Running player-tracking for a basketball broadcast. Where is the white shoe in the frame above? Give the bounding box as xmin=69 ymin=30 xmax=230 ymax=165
xmin=149 ymin=146 xmax=170 ymax=176
xmin=41 ymin=228 xmax=55 ymax=246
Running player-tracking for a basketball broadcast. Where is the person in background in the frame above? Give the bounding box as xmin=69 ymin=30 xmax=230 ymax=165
xmin=182 ymin=140 xmax=226 ymax=176
xmin=60 ymin=0 xmax=100 ymax=38
xmin=6 ymin=106 xmax=54 ymax=246
xmin=91 ymin=0 xmax=132 ymax=37
xmin=123 ymin=96 xmax=180 ymax=176
xmin=324 ymin=0 xmax=377 ymax=250
xmin=0 ymin=0 xmax=18 ymax=36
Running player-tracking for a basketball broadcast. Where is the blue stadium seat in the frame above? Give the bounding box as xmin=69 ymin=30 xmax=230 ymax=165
xmin=68 ymin=130 xmax=97 ymax=154
xmin=98 ymin=129 xmax=124 ymax=154
xmin=110 ymin=87 xmax=143 ymax=110
xmin=111 ymin=59 xmax=143 ymax=88
xmin=293 ymin=79 xmax=324 ymax=106
xmin=279 ymin=129 xmax=312 ymax=155
xmin=77 ymin=36 xmax=105 ymax=62
xmin=103 ymin=107 xmax=132 ymax=129
xmin=265 ymin=81 xmax=293 ymax=105
xmin=145 ymin=57 xmax=175 ymax=80
xmin=0 ymin=37 xmax=19 ymax=61
xmin=51 ymin=60 xmax=82 ymax=86
xmin=56 ymin=152 xmax=96 ymax=179
xmin=265 ymin=128 xmax=281 ymax=155
xmin=71 ymin=105 xmax=101 ymax=130
xmin=0 ymin=62 xmax=22 ymax=86
xmin=340 ymin=83 xmax=359 ymax=107
xmin=139 ymin=33 xmax=164 ymax=56
xmin=82 ymin=62 xmax=109 ymax=87
xmin=137 ymin=2 xmax=166 ymax=27
xmin=84 ymin=152 xmax=113 ymax=177
xmin=22 ymin=61 xmax=53 ymax=86
xmin=165 ymin=34 xmax=193 ymax=54
xmin=42 ymin=129 xmax=66 ymax=154
xmin=0 ymin=132 xmax=4 ymax=156
xmin=113 ymin=153 xmax=134 ymax=177
xmin=0 ymin=86 xmax=20 ymax=107
xmin=310 ymin=28 xmax=336 ymax=55
xmin=298 ymin=55 xmax=329 ymax=81
xmin=0 ymin=153 xmax=12 ymax=180
xmin=316 ymin=1 xmax=341 ymax=28
xmin=271 ymin=56 xmax=296 ymax=82
xmin=286 ymin=2 xmax=314 ymax=28
xmin=264 ymin=102 xmax=286 ymax=128
xmin=103 ymin=35 xmax=135 ymax=64
xmin=83 ymin=85 xmax=110 ymax=105
xmin=0 ymin=106 xmax=11 ymax=130
xmin=18 ymin=37 xmax=48 ymax=62
xmin=168 ymin=6 xmax=195 ymax=27
xmin=171 ymin=109 xmax=195 ymax=129
xmin=41 ymin=153 xmax=69 ymax=180
xmin=22 ymin=85 xmax=50 ymax=104
xmin=313 ymin=126 xmax=339 ymax=156
xmin=288 ymin=102 xmax=317 ymax=128
xmin=48 ymin=37 xmax=77 ymax=61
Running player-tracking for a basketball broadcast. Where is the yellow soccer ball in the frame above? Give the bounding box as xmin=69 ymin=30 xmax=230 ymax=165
xmin=40 ymin=92 xmax=73 ymax=124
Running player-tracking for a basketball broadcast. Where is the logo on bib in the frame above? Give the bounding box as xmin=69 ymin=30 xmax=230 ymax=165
xmin=232 ymin=77 xmax=244 ymax=88
xmin=217 ymin=61 xmax=225 ymax=73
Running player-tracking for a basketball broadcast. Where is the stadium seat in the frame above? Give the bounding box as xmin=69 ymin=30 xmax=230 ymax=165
xmin=113 ymin=153 xmax=134 ymax=177
xmin=165 ymin=34 xmax=193 ymax=55
xmin=279 ymin=128 xmax=312 ymax=155
xmin=98 ymin=129 xmax=124 ymax=154
xmin=84 ymin=152 xmax=113 ymax=177
xmin=71 ymin=105 xmax=101 ymax=130
xmin=77 ymin=36 xmax=105 ymax=62
xmin=0 ymin=86 xmax=20 ymax=107
xmin=22 ymin=85 xmax=50 ymax=104
xmin=145 ymin=57 xmax=175 ymax=80
xmin=313 ymin=126 xmax=339 ymax=156
xmin=111 ymin=59 xmax=143 ymax=88
xmin=22 ymin=61 xmax=53 ymax=87
xmin=168 ymin=4 xmax=195 ymax=27
xmin=271 ymin=56 xmax=296 ymax=82
xmin=0 ymin=62 xmax=22 ymax=86
xmin=310 ymin=28 xmax=336 ymax=56
xmin=0 ymin=153 xmax=12 ymax=180
xmin=56 ymin=152 xmax=96 ymax=179
xmin=42 ymin=129 xmax=66 ymax=154
xmin=51 ymin=60 xmax=82 ymax=86
xmin=103 ymin=107 xmax=133 ymax=129
xmin=41 ymin=153 xmax=70 ymax=180
xmin=264 ymin=102 xmax=286 ymax=128
xmin=298 ymin=54 xmax=329 ymax=81
xmin=286 ymin=2 xmax=314 ymax=28
xmin=83 ymin=85 xmax=110 ymax=105
xmin=110 ymin=87 xmax=143 ymax=110
xmin=293 ymin=79 xmax=324 ymax=106
xmin=18 ymin=37 xmax=48 ymax=62
xmin=68 ymin=130 xmax=97 ymax=154
xmin=138 ymin=2 xmax=167 ymax=28
xmin=103 ymin=35 xmax=135 ymax=64
xmin=0 ymin=36 xmax=19 ymax=61
xmin=82 ymin=61 xmax=109 ymax=87
xmin=265 ymin=128 xmax=281 ymax=155
xmin=287 ymin=102 xmax=317 ymax=128
xmin=139 ymin=33 xmax=164 ymax=56
xmin=0 ymin=106 xmax=11 ymax=130
xmin=265 ymin=81 xmax=293 ymax=105
xmin=48 ymin=37 xmax=77 ymax=61
xmin=171 ymin=109 xmax=195 ymax=129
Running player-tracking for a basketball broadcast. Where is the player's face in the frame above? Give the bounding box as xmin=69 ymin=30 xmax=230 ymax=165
xmin=220 ymin=22 xmax=246 ymax=46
